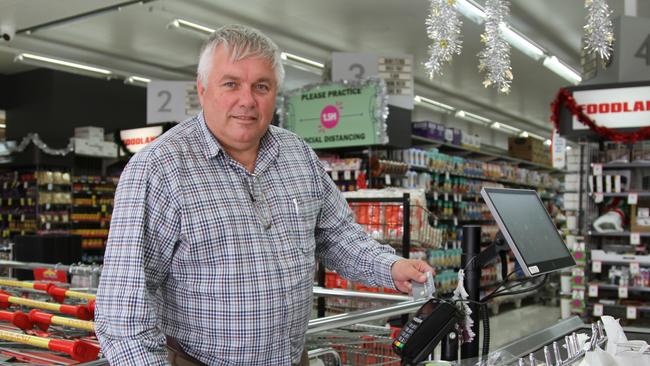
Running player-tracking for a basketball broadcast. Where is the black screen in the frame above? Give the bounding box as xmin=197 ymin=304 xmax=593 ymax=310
xmin=485 ymin=189 xmax=573 ymax=267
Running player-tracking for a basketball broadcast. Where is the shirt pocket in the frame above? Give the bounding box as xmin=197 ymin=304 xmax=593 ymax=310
xmin=283 ymin=197 xmax=320 ymax=255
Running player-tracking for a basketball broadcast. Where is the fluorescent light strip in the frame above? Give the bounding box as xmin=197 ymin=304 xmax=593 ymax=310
xmin=455 ymin=0 xmax=486 ymax=24
xmin=0 ymin=124 xmax=5 ymax=129
xmin=498 ymin=23 xmax=545 ymax=61
xmin=414 ymin=95 xmax=455 ymax=112
xmin=499 ymin=123 xmax=522 ymax=134
xmin=543 ymin=56 xmax=582 ymax=85
xmin=463 ymin=111 xmax=491 ymax=123
xmin=126 ymin=75 xmax=151 ymax=84
xmin=169 ymin=18 xmax=214 ymax=34
xmin=527 ymin=132 xmax=547 ymax=141
xmin=15 ymin=53 xmax=112 ymax=75
xmin=281 ymin=52 xmax=324 ymax=69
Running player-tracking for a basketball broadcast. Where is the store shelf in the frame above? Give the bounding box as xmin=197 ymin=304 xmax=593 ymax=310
xmin=411 ymin=135 xmax=566 ymax=173
xmin=591 ymin=192 xmax=650 ymax=198
xmin=600 ymin=162 xmax=650 ymax=169
xmin=589 ymin=231 xmax=650 ymax=237
xmin=596 ymin=284 xmax=650 ymax=293
xmin=591 ymin=249 xmax=650 ymax=266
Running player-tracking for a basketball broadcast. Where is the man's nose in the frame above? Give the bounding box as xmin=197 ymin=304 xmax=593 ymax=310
xmin=238 ymin=87 xmax=256 ymax=109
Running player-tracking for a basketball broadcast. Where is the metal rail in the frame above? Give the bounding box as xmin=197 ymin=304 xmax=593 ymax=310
xmin=312 ymin=287 xmax=412 ymax=302
xmin=306 ymin=299 xmax=426 ymax=335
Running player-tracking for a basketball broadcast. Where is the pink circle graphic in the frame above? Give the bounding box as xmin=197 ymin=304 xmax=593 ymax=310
xmin=320 ymin=105 xmax=340 ymax=129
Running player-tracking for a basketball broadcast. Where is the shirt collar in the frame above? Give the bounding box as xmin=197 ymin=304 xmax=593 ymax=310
xmin=196 ymin=112 xmax=280 ymax=174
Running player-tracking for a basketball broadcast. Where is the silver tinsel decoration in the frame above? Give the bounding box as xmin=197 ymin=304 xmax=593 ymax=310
xmin=584 ymin=0 xmax=614 ymax=60
xmin=8 ymin=133 xmax=75 ymax=156
xmin=478 ymin=0 xmax=513 ymax=94
xmin=424 ymin=0 xmax=463 ymax=79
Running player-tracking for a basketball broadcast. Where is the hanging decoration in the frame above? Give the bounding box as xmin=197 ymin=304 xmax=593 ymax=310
xmin=478 ymin=0 xmax=513 ymax=94
xmin=550 ymin=88 xmax=650 ymax=143
xmin=9 ymin=133 xmax=75 ymax=156
xmin=584 ymin=0 xmax=614 ymax=61
xmin=424 ymin=0 xmax=463 ymax=79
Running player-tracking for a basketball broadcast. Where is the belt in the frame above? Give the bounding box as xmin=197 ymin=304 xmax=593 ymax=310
xmin=166 ymin=337 xmax=206 ymax=366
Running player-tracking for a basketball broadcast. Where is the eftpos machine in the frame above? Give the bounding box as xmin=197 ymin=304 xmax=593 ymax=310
xmin=393 ymin=188 xmax=576 ymax=365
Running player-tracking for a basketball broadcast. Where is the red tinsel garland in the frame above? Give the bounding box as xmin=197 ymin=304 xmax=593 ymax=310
xmin=550 ymin=88 xmax=650 ymax=143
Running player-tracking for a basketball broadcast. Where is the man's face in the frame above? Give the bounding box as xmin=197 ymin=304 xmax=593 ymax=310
xmin=197 ymin=45 xmax=278 ymax=153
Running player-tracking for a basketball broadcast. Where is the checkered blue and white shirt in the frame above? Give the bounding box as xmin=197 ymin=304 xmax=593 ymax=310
xmin=95 ymin=113 xmax=401 ymax=365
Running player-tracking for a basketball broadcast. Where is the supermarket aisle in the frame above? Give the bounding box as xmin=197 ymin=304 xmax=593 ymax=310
xmin=487 ymin=304 xmax=561 ymax=351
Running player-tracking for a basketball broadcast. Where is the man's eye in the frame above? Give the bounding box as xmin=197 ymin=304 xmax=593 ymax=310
xmin=256 ymin=84 xmax=270 ymax=92
xmin=223 ymin=81 xmax=237 ymax=88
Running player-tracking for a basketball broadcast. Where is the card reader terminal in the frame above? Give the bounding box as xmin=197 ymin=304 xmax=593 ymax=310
xmin=392 ymin=298 xmax=463 ymax=365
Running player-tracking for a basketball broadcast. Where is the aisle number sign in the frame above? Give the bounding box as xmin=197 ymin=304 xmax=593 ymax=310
xmin=147 ymin=81 xmax=200 ymax=124
xmin=332 ymin=52 xmax=414 ymax=109
xmin=280 ymin=79 xmax=389 ymax=149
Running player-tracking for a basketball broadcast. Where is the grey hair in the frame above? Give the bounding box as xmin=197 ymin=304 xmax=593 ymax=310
xmin=197 ymin=24 xmax=285 ymax=88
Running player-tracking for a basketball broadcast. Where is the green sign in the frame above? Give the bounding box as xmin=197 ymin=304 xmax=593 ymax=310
xmin=280 ymin=78 xmax=388 ymax=148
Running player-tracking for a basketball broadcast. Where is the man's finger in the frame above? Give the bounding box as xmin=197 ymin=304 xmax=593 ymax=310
xmin=404 ymin=264 xmax=427 ymax=283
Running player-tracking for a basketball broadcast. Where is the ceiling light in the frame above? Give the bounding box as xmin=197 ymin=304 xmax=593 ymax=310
xmin=280 ymin=52 xmax=324 ymax=69
xmin=456 ymin=110 xmax=491 ymax=125
xmin=499 ymin=123 xmax=522 ymax=134
xmin=491 ymin=122 xmax=501 ymax=129
xmin=414 ymin=95 xmax=455 ymax=112
xmin=168 ymin=18 xmax=214 ymax=35
xmin=544 ymin=139 xmax=552 ymax=146
xmin=125 ymin=75 xmax=151 ymax=84
xmin=0 ymin=124 xmax=5 ymax=129
xmin=566 ymin=146 xmax=572 ymax=151
xmin=543 ymin=56 xmax=581 ymax=85
xmin=455 ymin=110 xmax=466 ymax=118
xmin=499 ymin=23 xmax=545 ymax=61
xmin=15 ymin=53 xmax=112 ymax=76
xmin=463 ymin=111 xmax=491 ymax=123
xmin=520 ymin=131 xmax=529 ymax=138
xmin=455 ymin=0 xmax=486 ymax=24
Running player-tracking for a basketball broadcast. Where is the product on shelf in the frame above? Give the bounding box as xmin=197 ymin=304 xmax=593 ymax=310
xmin=343 ymin=188 xmax=442 ymax=249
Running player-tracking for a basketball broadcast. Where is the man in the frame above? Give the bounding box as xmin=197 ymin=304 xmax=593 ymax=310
xmin=95 ymin=24 xmax=433 ymax=366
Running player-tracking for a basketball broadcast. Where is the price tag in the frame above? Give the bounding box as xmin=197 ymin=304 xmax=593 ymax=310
xmin=631 ymin=232 xmax=641 ymax=245
xmin=23 ymin=181 xmax=28 ymax=189
xmin=385 ymin=174 xmax=392 ymax=185
xmin=593 ymin=304 xmax=604 ymax=317
xmin=101 ymin=205 xmax=107 ymax=213
xmin=630 ymin=262 xmax=641 ymax=275
xmin=433 ymin=191 xmax=438 ymax=200
xmin=45 ymin=222 xmax=51 ymax=230
xmin=20 ymin=214 xmax=24 ymax=222
xmin=592 ymin=163 xmax=603 ymax=176
xmin=619 ymin=285 xmax=629 ymax=299
xmin=628 ymin=193 xmax=638 ymax=205
xmin=589 ymin=284 xmax=599 ymax=297
xmin=19 ymin=198 xmax=24 ymax=206
xmin=594 ymin=193 xmax=604 ymax=203
xmin=444 ymin=193 xmax=449 ymax=201
xmin=592 ymin=260 xmax=602 ymax=273
xmin=45 ymin=203 xmax=50 ymax=210
xmin=47 ymin=183 xmax=53 ymax=191
xmin=331 ymin=171 xmax=339 ymax=181
xmin=627 ymin=306 xmax=637 ymax=320
xmin=453 ymin=216 xmax=458 ymax=227
xmin=343 ymin=170 xmax=351 ymax=180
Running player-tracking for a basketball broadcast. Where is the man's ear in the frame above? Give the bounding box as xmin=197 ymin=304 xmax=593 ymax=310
xmin=196 ymin=79 xmax=206 ymax=107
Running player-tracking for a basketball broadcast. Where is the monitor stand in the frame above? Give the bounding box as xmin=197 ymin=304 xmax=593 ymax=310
xmin=440 ymin=226 xmax=510 ymax=362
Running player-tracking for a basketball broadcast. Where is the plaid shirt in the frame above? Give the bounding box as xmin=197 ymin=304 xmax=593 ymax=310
xmin=95 ymin=113 xmax=401 ymax=365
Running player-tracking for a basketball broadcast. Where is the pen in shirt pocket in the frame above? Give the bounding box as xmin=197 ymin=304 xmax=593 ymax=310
xmin=292 ymin=198 xmax=299 ymax=216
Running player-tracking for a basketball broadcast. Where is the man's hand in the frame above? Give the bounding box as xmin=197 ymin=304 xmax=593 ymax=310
xmin=391 ymin=259 xmax=434 ymax=294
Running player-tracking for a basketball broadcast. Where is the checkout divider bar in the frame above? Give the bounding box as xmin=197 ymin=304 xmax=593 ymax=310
xmin=312 ymin=286 xmax=412 ymax=302
xmin=307 ymin=297 xmax=426 ymax=335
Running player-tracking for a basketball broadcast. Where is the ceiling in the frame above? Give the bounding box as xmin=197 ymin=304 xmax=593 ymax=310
xmin=0 ymin=0 xmax=648 ymax=139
